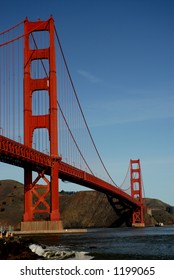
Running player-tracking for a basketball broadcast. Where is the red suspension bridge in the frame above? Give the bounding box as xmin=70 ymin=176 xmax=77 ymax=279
xmin=0 ymin=17 xmax=144 ymax=231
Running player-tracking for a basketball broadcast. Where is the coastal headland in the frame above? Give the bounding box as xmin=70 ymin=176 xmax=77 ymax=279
xmin=0 ymin=179 xmax=174 ymax=231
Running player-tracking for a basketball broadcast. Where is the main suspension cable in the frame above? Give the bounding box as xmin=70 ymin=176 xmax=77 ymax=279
xmin=29 ymin=27 xmax=93 ymax=173
xmin=54 ymin=26 xmax=118 ymax=187
xmin=0 ymin=20 xmax=24 ymax=36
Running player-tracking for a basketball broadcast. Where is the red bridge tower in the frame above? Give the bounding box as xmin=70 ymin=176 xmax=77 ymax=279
xmin=130 ymin=159 xmax=145 ymax=227
xmin=21 ymin=17 xmax=63 ymax=231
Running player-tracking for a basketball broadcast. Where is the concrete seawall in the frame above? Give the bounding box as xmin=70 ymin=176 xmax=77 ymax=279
xmin=12 ymin=228 xmax=88 ymax=235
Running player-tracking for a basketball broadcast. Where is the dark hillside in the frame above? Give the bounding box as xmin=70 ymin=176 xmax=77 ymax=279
xmin=144 ymin=198 xmax=174 ymax=225
xmin=0 ymin=180 xmax=24 ymax=228
xmin=0 ymin=180 xmax=174 ymax=229
xmin=144 ymin=198 xmax=170 ymax=210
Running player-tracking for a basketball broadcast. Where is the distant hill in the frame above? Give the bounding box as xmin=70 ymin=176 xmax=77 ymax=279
xmin=143 ymin=197 xmax=174 ymax=226
xmin=0 ymin=180 xmax=174 ymax=229
xmin=144 ymin=198 xmax=170 ymax=210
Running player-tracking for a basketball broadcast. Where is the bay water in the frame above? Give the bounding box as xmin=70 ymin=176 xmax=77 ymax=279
xmin=29 ymin=226 xmax=174 ymax=260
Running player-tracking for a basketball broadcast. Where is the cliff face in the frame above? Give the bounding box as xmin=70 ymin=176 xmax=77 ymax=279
xmin=0 ymin=180 xmax=174 ymax=229
xmin=60 ymin=191 xmax=119 ymax=228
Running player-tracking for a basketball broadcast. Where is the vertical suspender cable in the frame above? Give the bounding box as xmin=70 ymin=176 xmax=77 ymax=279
xmin=17 ymin=34 xmax=19 ymax=141
xmin=6 ymin=34 xmax=9 ymax=137
xmin=0 ymin=38 xmax=1 ymax=133
xmin=12 ymin=40 xmax=15 ymax=139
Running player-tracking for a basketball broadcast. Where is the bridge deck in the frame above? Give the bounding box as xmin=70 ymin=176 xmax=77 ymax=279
xmin=0 ymin=135 xmax=141 ymax=208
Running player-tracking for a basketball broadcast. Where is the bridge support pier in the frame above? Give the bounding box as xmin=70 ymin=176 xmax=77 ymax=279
xmin=22 ymin=158 xmax=63 ymax=231
xmin=21 ymin=221 xmax=63 ymax=232
xmin=132 ymin=223 xmax=145 ymax=228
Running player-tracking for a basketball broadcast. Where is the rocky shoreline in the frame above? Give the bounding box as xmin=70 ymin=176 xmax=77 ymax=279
xmin=0 ymin=236 xmax=40 ymax=260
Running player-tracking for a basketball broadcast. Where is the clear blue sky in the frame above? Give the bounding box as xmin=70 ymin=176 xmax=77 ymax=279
xmin=0 ymin=0 xmax=174 ymax=205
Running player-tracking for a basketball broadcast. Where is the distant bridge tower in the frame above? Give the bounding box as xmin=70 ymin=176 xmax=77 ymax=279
xmin=130 ymin=159 xmax=145 ymax=227
xmin=21 ymin=17 xmax=63 ymax=231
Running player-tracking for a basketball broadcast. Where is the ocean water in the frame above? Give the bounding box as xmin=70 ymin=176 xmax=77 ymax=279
xmin=29 ymin=226 xmax=174 ymax=260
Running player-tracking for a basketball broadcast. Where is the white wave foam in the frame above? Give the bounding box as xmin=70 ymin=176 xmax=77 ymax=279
xmin=29 ymin=244 xmax=92 ymax=260
xmin=69 ymin=251 xmax=92 ymax=260
xmin=29 ymin=244 xmax=45 ymax=256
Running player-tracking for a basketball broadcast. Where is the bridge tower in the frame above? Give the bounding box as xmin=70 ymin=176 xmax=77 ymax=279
xmin=130 ymin=159 xmax=145 ymax=227
xmin=21 ymin=17 xmax=63 ymax=231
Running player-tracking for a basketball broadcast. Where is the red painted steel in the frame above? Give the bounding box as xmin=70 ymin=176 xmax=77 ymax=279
xmin=0 ymin=136 xmax=51 ymax=167
xmin=130 ymin=159 xmax=144 ymax=225
xmin=0 ymin=17 xmax=145 ymax=227
xmin=0 ymin=136 xmax=141 ymax=210
xmin=23 ymin=17 xmax=60 ymax=222
xmin=59 ymin=161 xmax=142 ymax=207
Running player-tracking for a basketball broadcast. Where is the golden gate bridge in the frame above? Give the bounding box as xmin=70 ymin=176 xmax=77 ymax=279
xmin=0 ymin=17 xmax=144 ymax=231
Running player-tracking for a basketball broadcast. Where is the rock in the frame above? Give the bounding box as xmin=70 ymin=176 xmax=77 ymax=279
xmin=0 ymin=237 xmax=41 ymax=260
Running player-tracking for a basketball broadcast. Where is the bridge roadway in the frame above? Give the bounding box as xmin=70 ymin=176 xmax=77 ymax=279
xmin=0 ymin=135 xmax=141 ymax=208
